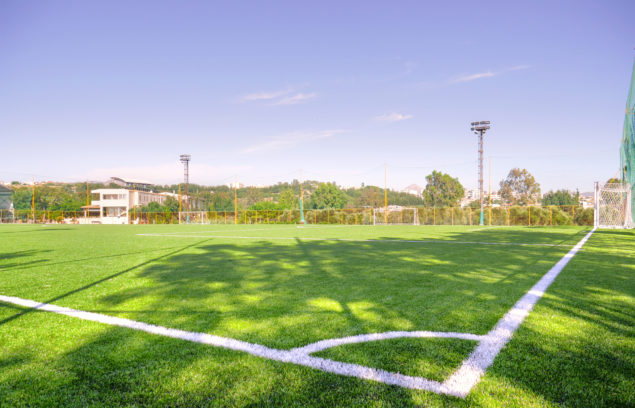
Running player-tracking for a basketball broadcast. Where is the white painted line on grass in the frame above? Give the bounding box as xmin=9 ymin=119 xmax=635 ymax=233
xmin=292 ymin=331 xmax=485 ymax=355
xmin=0 ymin=228 xmax=594 ymax=397
xmin=0 ymin=294 xmax=456 ymax=394
xmin=441 ymin=227 xmax=596 ymax=397
xmin=137 ymin=233 xmax=571 ymax=247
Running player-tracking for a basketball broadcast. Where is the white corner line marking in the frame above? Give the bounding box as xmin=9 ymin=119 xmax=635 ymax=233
xmin=0 ymin=228 xmax=595 ymax=398
xmin=441 ymin=227 xmax=596 ymax=397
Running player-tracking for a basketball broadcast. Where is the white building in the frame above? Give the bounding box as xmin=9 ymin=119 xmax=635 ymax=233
xmin=92 ymin=189 xmax=181 ymax=224
xmin=400 ymin=184 xmax=423 ymax=197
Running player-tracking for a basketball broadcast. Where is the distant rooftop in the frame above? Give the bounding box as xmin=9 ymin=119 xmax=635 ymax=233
xmin=109 ymin=177 xmax=152 ymax=189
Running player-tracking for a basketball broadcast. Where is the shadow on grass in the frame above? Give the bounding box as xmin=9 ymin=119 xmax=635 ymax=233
xmin=0 ymin=227 xmax=74 ymax=234
xmin=0 ymin=249 xmax=52 ymax=270
xmin=5 ymin=225 xmax=629 ymax=407
xmin=0 ymin=239 xmax=210 ymax=327
xmin=481 ymin=228 xmax=634 ymax=408
xmin=90 ymin=227 xmax=588 ymax=348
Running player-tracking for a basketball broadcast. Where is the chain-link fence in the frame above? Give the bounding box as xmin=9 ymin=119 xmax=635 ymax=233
xmin=1 ymin=206 xmax=594 ymax=226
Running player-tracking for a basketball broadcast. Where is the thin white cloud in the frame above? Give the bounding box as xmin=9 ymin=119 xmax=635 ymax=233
xmin=450 ymin=71 xmax=496 ymax=84
xmin=242 ymin=89 xmax=290 ymax=102
xmin=241 ymin=129 xmax=344 ymax=154
xmin=449 ymin=65 xmax=531 ymax=84
xmin=241 ymin=88 xmax=317 ymax=105
xmin=272 ymin=92 xmax=317 ymax=106
xmin=83 ymin=163 xmax=251 ymax=185
xmin=374 ymin=113 xmax=413 ymax=122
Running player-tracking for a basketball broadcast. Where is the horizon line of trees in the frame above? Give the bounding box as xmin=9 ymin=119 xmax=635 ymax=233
xmin=6 ymin=168 xmax=587 ymax=213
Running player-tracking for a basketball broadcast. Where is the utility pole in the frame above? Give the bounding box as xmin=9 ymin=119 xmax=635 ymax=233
xmin=384 ymin=163 xmax=388 ymax=224
xmin=31 ymin=176 xmax=35 ymax=223
xmin=488 ymin=156 xmax=492 ymax=226
xmin=299 ymin=169 xmax=305 ymax=224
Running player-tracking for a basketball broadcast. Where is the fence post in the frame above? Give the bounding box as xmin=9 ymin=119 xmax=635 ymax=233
xmin=528 ymin=207 xmax=531 ymax=226
xmin=433 ymin=208 xmax=436 ymax=225
xmin=550 ymin=207 xmax=553 ymax=225
xmin=451 ymin=208 xmax=454 ymax=226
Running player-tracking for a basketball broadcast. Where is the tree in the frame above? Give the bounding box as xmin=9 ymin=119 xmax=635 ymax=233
xmin=244 ymin=187 xmax=263 ymax=206
xmin=163 ymin=196 xmax=180 ymax=212
xmin=309 ymin=182 xmax=346 ymax=209
xmin=278 ymin=188 xmax=298 ymax=209
xmin=542 ymin=189 xmax=578 ymax=206
xmin=249 ymin=201 xmax=284 ymax=210
xmin=422 ymin=171 xmax=465 ymax=207
xmin=209 ymin=192 xmax=234 ymax=211
xmin=357 ymin=186 xmax=383 ymax=208
xmin=499 ymin=168 xmax=541 ymax=205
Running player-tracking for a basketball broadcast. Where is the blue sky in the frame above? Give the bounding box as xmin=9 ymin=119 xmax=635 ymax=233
xmin=1 ymin=0 xmax=633 ymax=192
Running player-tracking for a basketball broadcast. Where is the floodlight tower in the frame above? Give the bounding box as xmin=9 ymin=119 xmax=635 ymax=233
xmin=180 ymin=154 xmax=191 ymax=210
xmin=470 ymin=121 xmax=491 ymax=226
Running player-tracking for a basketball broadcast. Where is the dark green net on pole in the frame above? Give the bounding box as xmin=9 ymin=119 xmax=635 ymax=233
xmin=619 ymin=59 xmax=635 ymax=222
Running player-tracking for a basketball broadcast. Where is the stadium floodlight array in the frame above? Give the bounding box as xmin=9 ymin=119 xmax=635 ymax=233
xmin=471 ymin=121 xmax=491 ymax=226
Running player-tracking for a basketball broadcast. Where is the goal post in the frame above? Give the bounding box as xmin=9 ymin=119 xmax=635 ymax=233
xmin=178 ymin=211 xmax=209 ymax=224
xmin=594 ymin=182 xmax=633 ymax=229
xmin=373 ymin=206 xmax=419 ymax=225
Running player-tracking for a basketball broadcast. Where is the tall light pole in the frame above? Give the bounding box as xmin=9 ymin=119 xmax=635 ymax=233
xmin=180 ymin=154 xmax=191 ymax=210
xmin=471 ymin=121 xmax=491 ymax=226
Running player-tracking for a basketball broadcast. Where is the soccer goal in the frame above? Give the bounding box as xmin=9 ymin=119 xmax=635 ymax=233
xmin=373 ymin=206 xmax=419 ymax=225
xmin=178 ymin=211 xmax=210 ymax=224
xmin=594 ymin=182 xmax=634 ymax=229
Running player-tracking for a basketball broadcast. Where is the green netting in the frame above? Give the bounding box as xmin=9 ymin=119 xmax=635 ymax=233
xmin=619 ymin=59 xmax=635 ymax=222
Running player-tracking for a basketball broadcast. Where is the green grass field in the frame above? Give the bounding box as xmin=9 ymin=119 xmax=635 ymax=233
xmin=0 ymin=224 xmax=633 ymax=407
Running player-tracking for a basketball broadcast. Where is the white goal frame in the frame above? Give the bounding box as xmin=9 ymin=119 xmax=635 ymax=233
xmin=373 ymin=207 xmax=419 ymax=225
xmin=178 ymin=211 xmax=209 ymax=225
xmin=594 ymin=182 xmax=634 ymax=229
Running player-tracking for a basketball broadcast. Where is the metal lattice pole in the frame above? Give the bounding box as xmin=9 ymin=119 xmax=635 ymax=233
xmin=180 ymin=154 xmax=191 ymax=211
xmin=471 ymin=121 xmax=490 ymax=226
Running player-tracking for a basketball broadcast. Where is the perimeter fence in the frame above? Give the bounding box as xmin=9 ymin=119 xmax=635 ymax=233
xmin=1 ymin=206 xmax=594 ymax=226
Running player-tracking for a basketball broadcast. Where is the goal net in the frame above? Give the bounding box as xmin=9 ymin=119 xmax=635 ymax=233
xmin=594 ymin=182 xmax=633 ymax=229
xmin=373 ymin=207 xmax=419 ymax=225
xmin=178 ymin=211 xmax=209 ymax=224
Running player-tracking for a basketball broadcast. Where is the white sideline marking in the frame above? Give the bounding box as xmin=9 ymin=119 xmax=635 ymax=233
xmin=137 ymin=233 xmax=570 ymax=247
xmin=0 ymin=228 xmax=595 ymax=397
xmin=442 ymin=227 xmax=596 ymax=397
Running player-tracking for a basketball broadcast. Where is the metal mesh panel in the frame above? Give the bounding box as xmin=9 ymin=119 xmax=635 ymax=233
xmin=595 ymin=183 xmax=633 ymax=229
xmin=620 ymin=60 xmax=635 ymax=223
xmin=373 ymin=207 xmax=419 ymax=225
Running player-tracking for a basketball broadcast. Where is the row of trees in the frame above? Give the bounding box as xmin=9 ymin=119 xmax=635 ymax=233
xmin=7 ymin=167 xmax=581 ymax=213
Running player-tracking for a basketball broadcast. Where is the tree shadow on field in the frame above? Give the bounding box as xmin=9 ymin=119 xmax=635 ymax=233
xmin=0 ymin=227 xmax=74 ymax=234
xmin=0 ymin=240 xmax=208 ymax=327
xmin=479 ymin=228 xmax=634 ymax=408
xmin=92 ymin=227 xmax=589 ymax=349
xmin=5 ymin=226 xmax=627 ymax=407
xmin=0 ymin=249 xmax=52 ymax=270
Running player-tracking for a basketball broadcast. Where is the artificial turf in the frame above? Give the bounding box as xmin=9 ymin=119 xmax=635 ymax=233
xmin=0 ymin=224 xmax=632 ymax=407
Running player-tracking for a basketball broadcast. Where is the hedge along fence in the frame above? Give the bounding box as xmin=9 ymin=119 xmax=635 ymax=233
xmin=2 ymin=206 xmax=594 ymax=226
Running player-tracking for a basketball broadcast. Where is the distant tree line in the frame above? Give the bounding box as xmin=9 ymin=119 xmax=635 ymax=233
xmin=7 ymin=168 xmax=583 ymax=213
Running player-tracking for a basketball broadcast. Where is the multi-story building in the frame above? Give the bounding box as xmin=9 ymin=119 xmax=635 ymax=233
xmin=91 ymin=188 xmax=181 ymax=224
